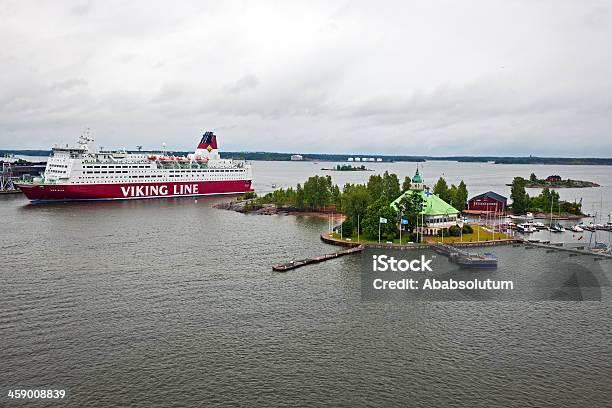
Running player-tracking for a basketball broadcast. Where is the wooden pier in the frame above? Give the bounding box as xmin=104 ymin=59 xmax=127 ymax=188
xmin=523 ymin=241 xmax=612 ymax=259
xmin=272 ymin=245 xmax=365 ymax=272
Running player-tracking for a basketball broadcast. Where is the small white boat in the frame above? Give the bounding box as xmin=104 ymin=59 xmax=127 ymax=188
xmin=271 ymin=184 xmax=277 ymax=189
xmin=509 ymin=212 xmax=534 ymax=221
xmin=517 ymin=223 xmax=537 ymax=233
xmin=550 ymin=223 xmax=566 ymax=233
xmin=533 ymin=222 xmax=547 ymax=229
xmin=571 ymin=225 xmax=584 ymax=232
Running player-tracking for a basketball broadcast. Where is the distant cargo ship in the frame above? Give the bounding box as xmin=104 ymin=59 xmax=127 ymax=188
xmin=16 ymin=131 xmax=253 ymax=202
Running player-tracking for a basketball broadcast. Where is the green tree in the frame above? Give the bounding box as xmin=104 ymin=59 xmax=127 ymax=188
xmin=396 ymin=190 xmax=425 ymax=235
xmin=302 ymin=175 xmax=332 ymax=209
xmin=448 ymin=184 xmax=458 ymax=209
xmin=341 ymin=184 xmax=371 ymax=228
xmin=295 ymin=183 xmax=304 ymax=208
xmin=363 ymin=197 xmax=398 ymax=241
xmin=530 ymin=187 xmax=559 ymax=212
xmin=454 ymin=180 xmax=468 ymax=211
xmin=382 ymin=171 xmax=401 ymax=200
xmin=340 ymin=219 xmax=354 ymax=237
xmin=402 ymin=176 xmax=412 ymax=192
xmin=331 ymin=184 xmax=342 ymax=209
xmin=433 ymin=177 xmax=450 ymax=203
xmin=529 ymin=173 xmax=538 ymax=183
xmin=510 ymin=177 xmax=529 ymax=214
xmin=366 ymin=174 xmax=384 ymax=199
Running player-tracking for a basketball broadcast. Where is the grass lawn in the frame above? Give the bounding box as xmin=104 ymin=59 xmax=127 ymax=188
xmin=331 ymin=225 xmax=511 ymax=244
xmin=428 ymin=225 xmax=510 ymax=243
xmin=330 ymin=232 xmax=418 ymax=245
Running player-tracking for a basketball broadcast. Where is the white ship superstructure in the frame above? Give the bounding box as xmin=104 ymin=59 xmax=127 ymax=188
xmin=17 ymin=131 xmax=253 ymax=201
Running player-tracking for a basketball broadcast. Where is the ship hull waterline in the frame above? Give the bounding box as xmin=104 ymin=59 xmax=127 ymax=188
xmin=16 ymin=180 xmax=253 ymax=203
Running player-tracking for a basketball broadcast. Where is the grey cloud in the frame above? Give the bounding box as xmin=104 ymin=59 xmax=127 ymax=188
xmin=0 ymin=0 xmax=611 ymax=156
xmin=223 ymin=75 xmax=260 ymax=94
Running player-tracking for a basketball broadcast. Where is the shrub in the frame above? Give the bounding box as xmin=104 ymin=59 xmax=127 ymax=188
xmin=462 ymin=224 xmax=473 ymax=234
xmin=448 ymin=225 xmax=462 ymax=237
xmin=341 ymin=219 xmax=354 ymax=237
xmin=242 ymin=191 xmax=257 ymax=200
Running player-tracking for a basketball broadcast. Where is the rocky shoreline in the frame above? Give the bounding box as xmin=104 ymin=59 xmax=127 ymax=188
xmin=213 ymin=200 xmax=345 ymax=220
xmin=506 ymin=180 xmax=600 ymax=188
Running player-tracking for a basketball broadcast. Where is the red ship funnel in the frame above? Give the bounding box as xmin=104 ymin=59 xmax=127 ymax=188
xmin=197 ymin=131 xmax=218 ymax=150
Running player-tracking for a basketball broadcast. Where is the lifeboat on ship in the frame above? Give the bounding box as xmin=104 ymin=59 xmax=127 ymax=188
xmin=148 ymin=155 xmax=158 ymax=161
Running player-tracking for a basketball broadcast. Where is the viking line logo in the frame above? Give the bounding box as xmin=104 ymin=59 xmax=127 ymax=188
xmin=120 ymin=184 xmax=199 ymax=197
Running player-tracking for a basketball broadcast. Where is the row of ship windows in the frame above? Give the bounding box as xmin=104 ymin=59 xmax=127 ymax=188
xmin=83 ymin=165 xmax=149 ymax=169
xmin=80 ymin=169 xmax=245 ymax=174
xmin=168 ymin=169 xmax=245 ymax=172
xmin=75 ymin=176 xmax=244 ymax=181
xmin=48 ymin=164 xmax=68 ymax=168
xmin=77 ymin=174 xmax=243 ymax=178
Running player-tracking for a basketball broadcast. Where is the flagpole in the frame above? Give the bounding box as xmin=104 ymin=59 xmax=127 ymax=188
xmin=378 ymin=219 xmax=381 ymax=244
xmin=399 ymin=214 xmax=402 ymax=245
xmin=357 ymin=214 xmax=360 ymax=243
xmin=416 ymin=212 xmax=418 ymax=243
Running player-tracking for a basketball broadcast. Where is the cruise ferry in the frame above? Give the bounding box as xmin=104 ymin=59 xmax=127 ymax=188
xmin=16 ymin=131 xmax=253 ymax=202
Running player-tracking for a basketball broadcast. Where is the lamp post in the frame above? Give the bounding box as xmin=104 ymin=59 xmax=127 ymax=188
xmin=441 ymin=209 xmax=450 ymax=243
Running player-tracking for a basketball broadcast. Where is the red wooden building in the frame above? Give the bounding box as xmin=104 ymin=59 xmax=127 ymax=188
xmin=467 ymin=191 xmax=507 ymax=213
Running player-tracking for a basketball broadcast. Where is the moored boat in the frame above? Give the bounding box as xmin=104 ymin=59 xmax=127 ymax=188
xmin=516 ymin=223 xmax=537 ymax=233
xmin=455 ymin=252 xmax=498 ymax=269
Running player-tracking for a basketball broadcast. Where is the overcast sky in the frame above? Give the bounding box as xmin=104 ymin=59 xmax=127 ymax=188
xmin=1 ymin=0 xmax=611 ymax=156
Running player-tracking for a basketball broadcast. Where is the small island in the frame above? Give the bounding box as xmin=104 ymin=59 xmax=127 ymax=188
xmin=506 ymin=174 xmax=600 ymax=188
xmin=321 ymin=164 xmax=373 ymax=171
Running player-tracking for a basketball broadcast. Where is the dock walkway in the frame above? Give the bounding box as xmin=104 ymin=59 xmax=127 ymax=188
xmin=272 ymin=245 xmax=365 ymax=272
xmin=524 ymin=241 xmax=612 ymax=259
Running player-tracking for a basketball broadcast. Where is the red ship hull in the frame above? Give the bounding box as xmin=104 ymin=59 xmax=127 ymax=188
xmin=17 ymin=180 xmax=253 ymax=202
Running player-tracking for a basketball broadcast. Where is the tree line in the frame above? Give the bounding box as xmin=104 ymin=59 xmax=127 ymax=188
xmin=510 ymin=177 xmax=582 ymax=215
xmin=249 ymin=172 xmax=469 ymax=242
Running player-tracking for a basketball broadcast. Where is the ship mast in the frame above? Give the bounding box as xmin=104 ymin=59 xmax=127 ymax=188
xmin=78 ymin=128 xmax=94 ymax=150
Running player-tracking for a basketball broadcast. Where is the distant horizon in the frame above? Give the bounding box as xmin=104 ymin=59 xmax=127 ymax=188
xmin=2 ymin=147 xmax=612 ymax=161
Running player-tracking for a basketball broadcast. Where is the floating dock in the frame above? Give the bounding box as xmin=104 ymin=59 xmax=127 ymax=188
xmin=272 ymin=245 xmax=365 ymax=272
xmin=432 ymin=242 xmax=498 ymax=268
xmin=523 ymin=241 xmax=612 ymax=259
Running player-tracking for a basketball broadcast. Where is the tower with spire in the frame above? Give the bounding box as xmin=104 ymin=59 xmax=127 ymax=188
xmin=411 ymin=165 xmax=424 ymax=191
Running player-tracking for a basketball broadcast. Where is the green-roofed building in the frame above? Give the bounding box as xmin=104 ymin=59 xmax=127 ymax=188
xmin=391 ymin=167 xmax=461 ymax=236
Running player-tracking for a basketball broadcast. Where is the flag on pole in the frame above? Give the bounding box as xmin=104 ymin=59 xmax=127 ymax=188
xmin=400 ymin=218 xmax=409 ymax=225
xmin=379 ymin=217 xmax=387 ymax=224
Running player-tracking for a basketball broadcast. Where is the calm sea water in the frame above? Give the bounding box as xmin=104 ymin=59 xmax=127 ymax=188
xmin=1 ymin=161 xmax=611 ymax=407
